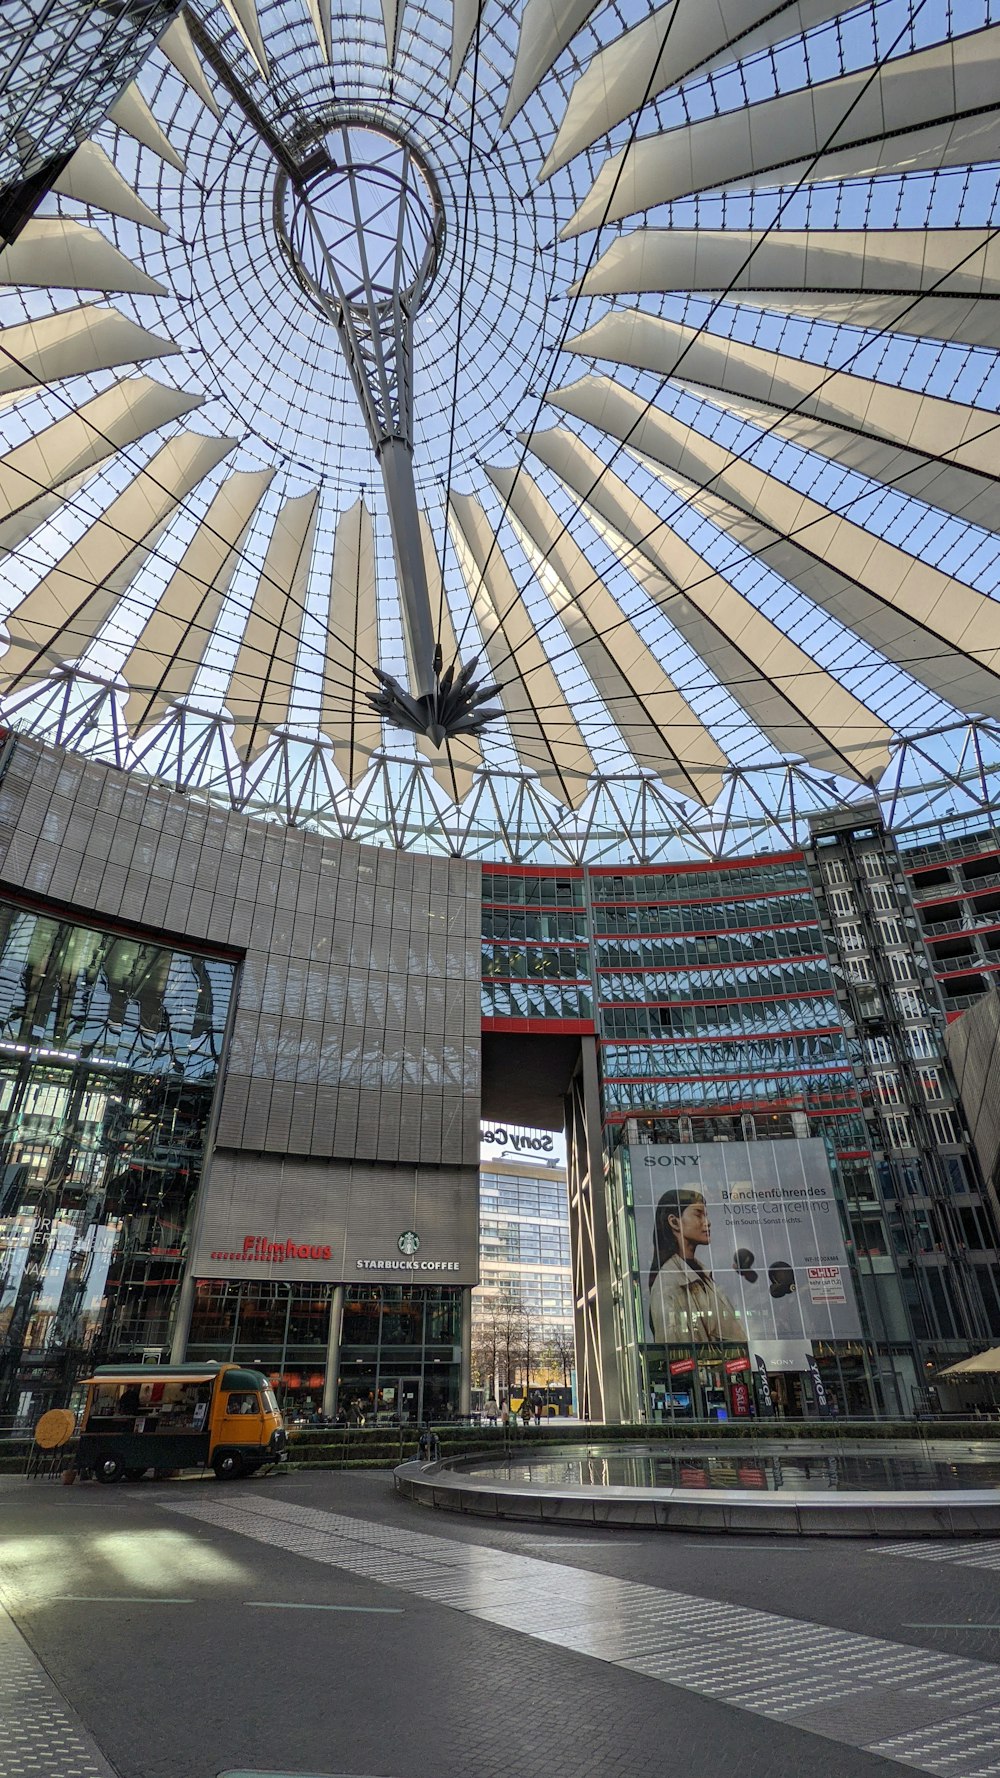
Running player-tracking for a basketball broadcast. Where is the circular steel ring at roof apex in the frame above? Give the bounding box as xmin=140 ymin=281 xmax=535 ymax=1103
xmin=274 ymin=116 xmax=446 ymax=317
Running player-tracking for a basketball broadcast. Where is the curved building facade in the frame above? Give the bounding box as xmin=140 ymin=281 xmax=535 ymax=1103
xmin=2 ymin=730 xmax=1000 ymax=1425
xmin=0 ymin=732 xmax=481 ymax=1422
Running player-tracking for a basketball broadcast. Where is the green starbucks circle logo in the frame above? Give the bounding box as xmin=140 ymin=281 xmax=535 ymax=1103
xmin=397 ymin=1230 xmax=420 ymax=1256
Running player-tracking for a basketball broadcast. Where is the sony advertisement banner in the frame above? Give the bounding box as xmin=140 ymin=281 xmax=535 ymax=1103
xmin=630 ymin=1138 xmax=862 ymax=1352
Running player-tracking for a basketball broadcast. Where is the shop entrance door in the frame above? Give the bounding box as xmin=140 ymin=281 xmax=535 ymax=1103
xmin=397 ymin=1376 xmax=422 ymax=1424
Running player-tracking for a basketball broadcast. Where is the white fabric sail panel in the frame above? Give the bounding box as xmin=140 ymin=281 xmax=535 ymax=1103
xmin=123 ymin=468 xmax=274 ymax=731
xmin=502 ymin=0 xmax=599 ymax=128
xmin=524 ymin=426 xmax=892 ymax=780
xmin=159 ymin=16 xmax=222 ymax=117
xmin=0 ymin=377 xmax=203 ymax=555
xmin=562 ymin=28 xmax=1000 ymax=233
xmin=448 ymin=492 xmax=596 ymax=806
xmin=570 ymin=221 xmax=1000 ymax=344
xmin=0 ymin=308 xmax=179 ymax=408
xmin=450 ymin=0 xmax=485 ymax=82
xmin=52 ymin=142 xmax=167 ymax=233
xmin=226 ymin=490 xmax=320 ymax=759
xmin=382 ymin=0 xmax=403 ymax=64
xmin=542 ymin=0 xmax=849 ymax=177
xmin=555 ymin=373 xmax=1000 ymax=716
xmin=565 ymin=310 xmax=1000 ymax=484
xmin=660 ymin=464 xmax=1000 ymax=719
xmin=0 ymin=433 xmax=234 ymax=685
xmin=0 ymin=219 xmax=167 ymax=296
xmin=218 ymin=0 xmax=270 ymax=78
xmin=321 ymin=499 xmax=383 ymax=789
xmin=686 ymin=384 xmax=1000 ymax=532
xmin=606 ymin=402 xmax=1000 ymax=716
xmin=304 ymin=0 xmax=332 ymax=60
xmin=695 ymin=290 xmax=1000 ymax=350
xmin=413 ymin=512 xmax=484 ymax=799
xmin=572 ymin=227 xmax=1000 ymax=305
xmin=109 ymin=83 xmax=186 ymax=173
xmin=486 ymin=464 xmax=726 ymax=804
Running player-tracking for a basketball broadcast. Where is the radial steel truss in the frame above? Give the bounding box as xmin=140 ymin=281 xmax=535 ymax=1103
xmin=6 ymin=669 xmax=1000 ymax=863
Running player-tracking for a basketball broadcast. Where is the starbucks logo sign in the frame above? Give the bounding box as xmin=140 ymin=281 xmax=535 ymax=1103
xmin=397 ymin=1230 xmax=420 ymax=1256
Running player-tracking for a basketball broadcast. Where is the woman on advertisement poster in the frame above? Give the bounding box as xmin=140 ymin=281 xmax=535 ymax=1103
xmin=648 ymin=1187 xmax=745 ymax=1344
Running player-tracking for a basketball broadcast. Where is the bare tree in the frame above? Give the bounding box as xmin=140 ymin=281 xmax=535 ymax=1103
xmin=544 ymin=1325 xmax=575 ymax=1388
xmin=496 ymin=1295 xmax=526 ymax=1398
xmin=471 ymin=1322 xmax=498 ymax=1398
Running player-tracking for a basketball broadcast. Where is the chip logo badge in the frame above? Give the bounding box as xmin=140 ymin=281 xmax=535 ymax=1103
xmin=397 ymin=1229 xmax=420 ymax=1256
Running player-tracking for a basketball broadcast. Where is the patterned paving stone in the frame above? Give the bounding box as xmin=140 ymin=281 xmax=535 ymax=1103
xmin=159 ymin=1490 xmax=1000 ymax=1778
xmin=0 ymin=1606 xmax=116 ymax=1778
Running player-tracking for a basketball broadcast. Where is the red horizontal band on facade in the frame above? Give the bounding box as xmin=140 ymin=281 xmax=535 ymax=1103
xmin=600 ymin=1024 xmax=845 ymax=1047
xmin=482 ymin=1015 xmax=595 ymax=1035
xmin=935 ymin=961 xmax=1000 ymax=981
xmin=910 ymin=885 xmax=1000 ymax=912
xmin=595 ymin=955 xmax=827 ymax=976
xmin=906 ymin=847 xmax=1000 ymax=879
xmin=482 ymin=863 xmax=584 ymax=880
xmin=598 ymin=989 xmax=834 ymax=1010
xmin=603 ymin=1108 xmax=865 ymax=1126
xmin=604 ymin=1067 xmax=854 ymax=1087
xmin=594 ymin=918 xmax=822 ymax=942
xmin=482 ymin=978 xmax=591 ymax=990
xmin=484 ymin=936 xmax=591 ymax=947
xmin=588 ymin=850 xmax=805 ymax=880
xmin=918 ymin=924 xmax=996 ymax=953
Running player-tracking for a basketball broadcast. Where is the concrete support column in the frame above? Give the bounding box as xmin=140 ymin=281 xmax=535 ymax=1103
xmin=459 ymin=1284 xmax=473 ymax=1415
xmin=169 ymin=1271 xmax=196 ymax=1364
xmin=321 ymin=1284 xmax=346 ymax=1419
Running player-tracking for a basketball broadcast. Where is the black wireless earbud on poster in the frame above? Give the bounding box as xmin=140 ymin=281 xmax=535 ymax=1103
xmin=733 ymin=1248 xmax=758 ymax=1282
xmin=768 ymin=1261 xmax=795 ymax=1299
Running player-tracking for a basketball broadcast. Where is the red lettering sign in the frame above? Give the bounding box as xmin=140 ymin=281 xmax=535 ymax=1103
xmin=724 ymin=1356 xmax=751 ymax=1375
xmin=669 ymin=1357 xmax=696 ymax=1376
xmin=730 ymin=1382 xmax=751 ymax=1417
xmin=209 ymin=1236 xmax=333 ymax=1263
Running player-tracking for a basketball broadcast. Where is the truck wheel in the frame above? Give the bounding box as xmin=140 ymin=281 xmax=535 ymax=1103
xmin=94 ymin=1455 xmax=124 ymax=1484
xmin=212 ymin=1451 xmax=245 ymax=1480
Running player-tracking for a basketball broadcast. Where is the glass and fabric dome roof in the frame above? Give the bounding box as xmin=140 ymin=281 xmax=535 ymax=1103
xmin=1 ymin=0 xmax=1000 ymax=860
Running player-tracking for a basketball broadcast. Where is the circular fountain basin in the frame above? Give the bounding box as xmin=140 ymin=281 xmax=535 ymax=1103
xmin=395 ymin=1438 xmax=1000 ymax=1536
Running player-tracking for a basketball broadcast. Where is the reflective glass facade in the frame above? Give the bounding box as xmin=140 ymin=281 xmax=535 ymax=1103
xmin=187 ymin=1280 xmax=463 ymax=1421
xmin=0 ymin=896 xmax=236 ymax=1418
xmin=481 ymin=869 xmax=592 ymax=1024
xmin=477 ymin=1161 xmax=574 ymax=1342
xmin=1 ymin=1 xmax=180 ymax=194
xmin=590 ymin=860 xmax=863 ymax=1148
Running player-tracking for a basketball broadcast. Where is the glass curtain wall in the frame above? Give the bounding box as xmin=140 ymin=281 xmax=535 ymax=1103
xmin=0 ymin=897 xmax=235 ymax=1420
xmin=187 ymin=1281 xmax=463 ymax=1420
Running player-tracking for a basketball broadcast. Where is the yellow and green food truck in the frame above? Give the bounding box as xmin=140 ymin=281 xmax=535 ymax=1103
xmin=76 ymin=1362 xmax=287 ymax=1482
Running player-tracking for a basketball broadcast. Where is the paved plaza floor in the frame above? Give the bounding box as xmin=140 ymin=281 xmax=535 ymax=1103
xmin=2 ymin=1468 xmax=1000 ymax=1778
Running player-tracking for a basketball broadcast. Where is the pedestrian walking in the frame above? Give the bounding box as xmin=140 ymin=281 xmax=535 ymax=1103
xmin=484 ymin=1395 xmax=499 ymax=1425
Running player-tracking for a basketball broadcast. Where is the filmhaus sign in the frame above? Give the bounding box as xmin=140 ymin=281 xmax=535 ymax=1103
xmin=209 ymin=1234 xmax=332 ymax=1263
xmin=210 ymin=1231 xmax=460 ymax=1273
